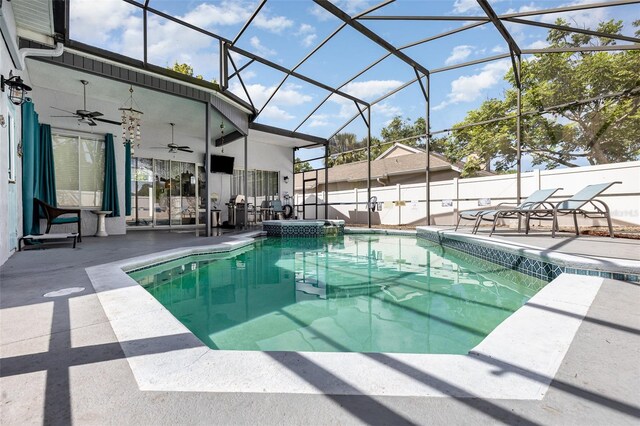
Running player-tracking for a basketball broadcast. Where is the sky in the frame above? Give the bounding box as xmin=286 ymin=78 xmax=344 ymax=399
xmin=69 ymin=0 xmax=640 ymax=168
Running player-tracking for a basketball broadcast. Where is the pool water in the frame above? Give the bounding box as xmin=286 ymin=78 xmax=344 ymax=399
xmin=129 ymin=235 xmax=546 ymax=354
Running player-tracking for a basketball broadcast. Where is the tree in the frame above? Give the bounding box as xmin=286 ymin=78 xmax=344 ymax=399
xmin=327 ymin=133 xmax=366 ymax=167
xmin=294 ymin=157 xmax=313 ymax=173
xmin=168 ymin=61 xmax=218 ymax=85
xmin=445 ymin=19 xmax=640 ymax=176
xmin=380 ymin=116 xmax=426 ymax=147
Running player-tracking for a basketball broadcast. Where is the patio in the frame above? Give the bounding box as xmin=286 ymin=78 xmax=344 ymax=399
xmin=0 ymin=0 xmax=639 ymax=424
xmin=1 ymin=231 xmax=639 ymax=424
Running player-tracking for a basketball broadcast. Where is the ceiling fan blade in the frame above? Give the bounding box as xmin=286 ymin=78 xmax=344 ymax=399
xmin=93 ymin=117 xmax=122 ymax=126
xmin=176 ymin=145 xmax=191 ymax=149
xmin=51 ymin=106 xmax=76 ymax=114
xmin=178 ymin=147 xmax=194 ymax=153
xmin=88 ymin=119 xmax=98 ymax=127
xmin=86 ymin=111 xmax=104 ymax=118
xmin=50 ymin=115 xmax=77 ymax=118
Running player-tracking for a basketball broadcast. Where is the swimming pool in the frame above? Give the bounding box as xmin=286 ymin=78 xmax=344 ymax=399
xmin=129 ymin=235 xmax=546 ymax=355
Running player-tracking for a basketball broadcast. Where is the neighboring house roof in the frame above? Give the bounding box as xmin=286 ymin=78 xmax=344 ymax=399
xmin=296 ymin=142 xmax=493 ymax=187
xmin=376 ymin=143 xmax=423 ymax=159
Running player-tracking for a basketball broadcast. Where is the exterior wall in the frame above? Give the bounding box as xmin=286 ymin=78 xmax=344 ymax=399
xmin=300 ymin=161 xmax=640 ymax=227
xmin=0 ymin=2 xmax=24 ymax=266
xmin=210 ymin=132 xmax=293 ymax=224
xmin=29 ymin=86 xmax=128 ymax=236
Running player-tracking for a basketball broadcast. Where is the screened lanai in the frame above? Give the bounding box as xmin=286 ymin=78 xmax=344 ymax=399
xmin=16 ymin=0 xmax=640 ymax=229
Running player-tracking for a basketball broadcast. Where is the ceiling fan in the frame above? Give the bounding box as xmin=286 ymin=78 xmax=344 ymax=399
xmin=153 ymin=123 xmax=193 ymax=153
xmin=50 ymin=80 xmax=121 ymax=127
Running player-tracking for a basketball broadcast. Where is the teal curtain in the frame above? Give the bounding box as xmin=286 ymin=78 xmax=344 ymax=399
xmin=124 ymin=141 xmax=131 ymax=215
xmin=21 ymin=101 xmax=40 ymax=235
xmin=36 ymin=124 xmax=57 ymax=207
xmin=102 ymin=133 xmax=120 ymax=217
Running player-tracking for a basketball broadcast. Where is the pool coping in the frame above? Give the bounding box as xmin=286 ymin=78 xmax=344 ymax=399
xmin=416 ymin=226 xmax=640 ymax=281
xmin=85 ymin=231 xmax=609 ymax=398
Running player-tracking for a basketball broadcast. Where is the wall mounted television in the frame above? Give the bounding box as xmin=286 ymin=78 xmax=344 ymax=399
xmin=210 ymin=155 xmax=235 ymax=174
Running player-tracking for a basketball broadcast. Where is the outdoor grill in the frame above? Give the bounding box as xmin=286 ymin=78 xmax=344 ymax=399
xmin=226 ymin=195 xmax=246 ymax=227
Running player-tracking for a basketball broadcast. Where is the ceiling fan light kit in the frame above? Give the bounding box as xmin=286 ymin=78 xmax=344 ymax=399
xmin=50 ymin=80 xmax=121 ymax=127
xmin=152 ymin=123 xmax=193 ymax=154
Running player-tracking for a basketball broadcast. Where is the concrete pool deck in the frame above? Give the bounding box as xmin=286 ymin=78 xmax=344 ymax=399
xmin=1 ymin=230 xmax=639 ymax=424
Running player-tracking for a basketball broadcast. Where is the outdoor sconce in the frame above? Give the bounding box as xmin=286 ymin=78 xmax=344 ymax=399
xmin=283 ymin=175 xmax=289 ymax=183
xmin=1 ymin=72 xmax=32 ymax=105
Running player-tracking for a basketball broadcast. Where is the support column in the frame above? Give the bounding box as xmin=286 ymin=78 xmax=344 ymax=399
xmin=425 ymin=74 xmax=431 ymax=226
xmin=516 ymin=55 xmax=522 ymax=230
xmin=205 ymin=103 xmax=211 ymax=237
xmin=292 ymin=148 xmax=296 ymax=219
xmin=244 ymin=135 xmax=248 ymax=229
xmin=324 ymin=142 xmax=329 ymax=220
xmin=367 ymin=106 xmax=372 ymax=228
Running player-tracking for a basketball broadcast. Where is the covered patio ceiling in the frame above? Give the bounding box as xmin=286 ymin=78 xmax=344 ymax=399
xmin=27 ymin=60 xmax=215 ymax=144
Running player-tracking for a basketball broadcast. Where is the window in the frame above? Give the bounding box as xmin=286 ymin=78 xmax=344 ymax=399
xmin=231 ymin=169 xmax=279 ymax=207
xmin=52 ymin=133 xmax=105 ymax=207
xmin=7 ymin=112 xmax=15 ymax=182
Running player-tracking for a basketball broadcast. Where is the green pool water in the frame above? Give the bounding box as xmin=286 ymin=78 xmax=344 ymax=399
xmin=129 ymin=235 xmax=546 ymax=354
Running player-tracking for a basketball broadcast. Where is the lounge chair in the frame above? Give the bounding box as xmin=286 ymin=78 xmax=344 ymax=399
xmin=456 ymin=188 xmax=562 ymax=234
xmin=34 ymin=198 xmax=82 ymax=242
xmin=550 ymin=181 xmax=621 ymax=238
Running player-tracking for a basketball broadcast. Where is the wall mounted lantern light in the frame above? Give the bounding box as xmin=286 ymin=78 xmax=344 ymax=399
xmin=1 ymin=72 xmax=32 ymax=105
xmin=283 ymin=175 xmax=289 ymax=184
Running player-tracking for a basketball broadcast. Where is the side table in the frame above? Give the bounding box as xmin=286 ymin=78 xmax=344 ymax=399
xmin=92 ymin=210 xmax=112 ymax=237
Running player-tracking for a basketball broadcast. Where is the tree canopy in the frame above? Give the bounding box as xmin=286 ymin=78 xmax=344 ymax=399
xmin=327 ymin=19 xmax=639 ymax=177
xmin=446 ymin=18 xmax=640 ymax=176
xmin=168 ymin=62 xmax=218 ymax=85
xmin=294 ymin=157 xmax=313 ymax=173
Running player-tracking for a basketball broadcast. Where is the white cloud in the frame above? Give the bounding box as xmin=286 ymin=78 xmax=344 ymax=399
xmin=70 ymin=0 xmax=136 ymax=43
xmin=445 ymin=45 xmax=474 ymax=65
xmin=241 ymin=70 xmax=257 ymax=80
xmin=297 ymin=23 xmax=315 ymax=34
xmin=301 ymin=34 xmax=318 ymax=47
xmin=273 ymin=84 xmax=313 ymax=106
xmin=309 ymin=114 xmax=331 ymax=127
xmin=310 ymin=4 xmax=333 ymax=21
xmin=310 ymin=1 xmax=372 ymax=20
xmin=453 ymin=0 xmax=507 ymax=14
xmin=527 ymin=40 xmax=550 ymax=49
xmin=250 ymin=36 xmax=276 ymax=57
xmin=261 ymin=106 xmax=294 ymax=120
xmin=296 ymin=24 xmax=318 ymax=47
xmin=254 ymin=14 xmax=294 ymax=33
xmin=453 ymin=0 xmax=481 ymax=13
xmin=492 ymin=44 xmax=507 ymax=53
xmin=182 ymin=1 xmax=292 ymax=33
xmin=538 ymin=0 xmax=608 ymax=29
xmin=372 ymin=102 xmax=402 ymax=118
xmin=229 ymin=81 xmax=313 ymax=120
xmin=339 ymin=80 xmax=404 ymax=101
xmin=334 ymin=0 xmax=372 ymax=14
xmin=434 ymin=60 xmax=511 ymax=110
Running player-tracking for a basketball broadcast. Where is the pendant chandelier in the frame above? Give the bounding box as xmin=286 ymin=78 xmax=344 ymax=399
xmin=120 ymin=85 xmax=143 ymax=153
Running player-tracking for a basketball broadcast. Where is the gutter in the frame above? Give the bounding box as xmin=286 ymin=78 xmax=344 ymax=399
xmin=19 ymin=41 xmax=63 ymax=69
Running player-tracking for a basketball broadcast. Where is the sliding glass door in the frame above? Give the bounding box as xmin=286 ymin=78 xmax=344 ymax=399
xmin=127 ymin=158 xmax=202 ymax=228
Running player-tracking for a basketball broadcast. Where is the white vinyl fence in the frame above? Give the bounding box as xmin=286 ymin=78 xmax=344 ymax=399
xmin=295 ymin=161 xmax=640 ymax=228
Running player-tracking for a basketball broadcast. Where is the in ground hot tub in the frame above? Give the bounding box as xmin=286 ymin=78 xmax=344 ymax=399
xmin=262 ymin=219 xmax=345 ymax=237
